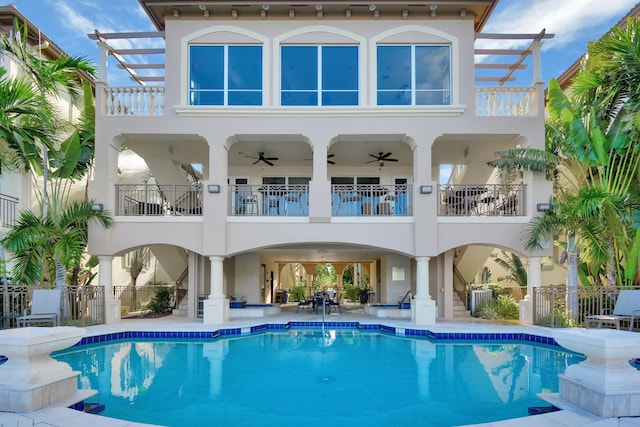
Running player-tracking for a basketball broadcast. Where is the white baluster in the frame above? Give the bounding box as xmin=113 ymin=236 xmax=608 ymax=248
xmin=131 ymin=87 xmax=139 ymax=115
xmin=105 ymin=87 xmax=113 ymax=116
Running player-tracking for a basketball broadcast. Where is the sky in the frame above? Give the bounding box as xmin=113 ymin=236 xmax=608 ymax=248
xmin=4 ymin=0 xmax=640 ymax=86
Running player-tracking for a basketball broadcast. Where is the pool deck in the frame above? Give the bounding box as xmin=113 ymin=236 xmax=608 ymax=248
xmin=2 ymin=305 xmax=640 ymax=427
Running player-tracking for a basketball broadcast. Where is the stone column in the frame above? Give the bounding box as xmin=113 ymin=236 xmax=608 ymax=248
xmin=96 ymin=41 xmax=109 ymax=84
xmin=203 ymin=256 xmax=229 ymax=325
xmin=412 ymin=256 xmax=436 ymax=325
xmin=99 ymin=255 xmax=120 ymax=324
xmin=520 ymin=256 xmax=541 ymax=324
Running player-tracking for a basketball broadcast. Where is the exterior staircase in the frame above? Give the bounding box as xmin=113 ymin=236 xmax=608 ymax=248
xmin=453 ymin=291 xmax=471 ymax=318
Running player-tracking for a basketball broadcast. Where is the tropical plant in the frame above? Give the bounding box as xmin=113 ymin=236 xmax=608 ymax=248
xmin=1 ymin=199 xmax=112 ymax=288
xmin=492 ymin=250 xmax=527 ymax=287
xmin=146 ymin=285 xmax=173 ymax=314
xmin=128 ymin=248 xmax=149 ymax=311
xmin=475 ymin=295 xmax=519 ymax=320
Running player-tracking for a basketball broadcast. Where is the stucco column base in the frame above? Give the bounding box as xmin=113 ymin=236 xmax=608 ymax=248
xmin=104 ymin=297 xmax=121 ymax=324
xmin=551 ymin=328 xmax=640 ymax=417
xmin=203 ymin=297 xmax=229 ymax=325
xmin=411 ymin=297 xmax=436 ymax=325
xmin=0 ymin=327 xmax=96 ymax=412
xmin=519 ymin=296 xmax=533 ymax=325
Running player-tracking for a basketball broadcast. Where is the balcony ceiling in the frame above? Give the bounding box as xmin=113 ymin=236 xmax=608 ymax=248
xmin=228 ymin=134 xmax=413 ymax=167
xmin=139 ymin=0 xmax=498 ymax=32
xmin=252 ymin=243 xmax=401 ymax=263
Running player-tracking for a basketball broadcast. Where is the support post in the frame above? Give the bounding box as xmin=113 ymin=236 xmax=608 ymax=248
xmin=412 ymin=256 xmax=436 ymax=325
xmin=99 ymin=255 xmax=120 ymax=324
xmin=203 ymin=256 xmax=229 ymax=325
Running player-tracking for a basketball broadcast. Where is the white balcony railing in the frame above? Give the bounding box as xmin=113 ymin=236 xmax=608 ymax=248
xmin=475 ymin=86 xmax=537 ymax=117
xmin=102 ymin=85 xmax=536 ymax=117
xmin=104 ymin=86 xmax=165 ymax=116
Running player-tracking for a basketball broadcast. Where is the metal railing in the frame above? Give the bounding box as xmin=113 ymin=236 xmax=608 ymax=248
xmin=331 ymin=184 xmax=413 ymax=217
xmin=438 ymin=184 xmax=525 ymax=216
xmin=470 ymin=289 xmax=492 ymax=316
xmin=0 ymin=194 xmax=18 ymax=227
xmin=113 ymin=285 xmax=158 ymax=315
xmin=475 ymin=86 xmax=538 ymax=116
xmin=115 ymin=184 xmax=202 ymax=216
xmin=229 ymin=184 xmax=309 ymax=216
xmin=1 ymin=285 xmax=104 ymax=329
xmin=533 ymin=285 xmax=640 ymax=328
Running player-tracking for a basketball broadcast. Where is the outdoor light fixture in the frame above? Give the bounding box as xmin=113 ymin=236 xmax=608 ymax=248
xmin=368 ymin=4 xmax=377 ymax=11
xmin=208 ymin=185 xmax=221 ymax=194
xmin=91 ymin=203 xmax=104 ymax=212
xmin=537 ymin=203 xmax=551 ymax=212
xmin=420 ymin=185 xmax=433 ymax=194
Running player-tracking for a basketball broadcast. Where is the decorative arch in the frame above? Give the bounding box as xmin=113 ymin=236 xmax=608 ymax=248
xmin=180 ymin=26 xmax=271 ymax=106
xmin=273 ymin=26 xmax=367 ymax=107
xmin=370 ymin=25 xmax=459 ymax=106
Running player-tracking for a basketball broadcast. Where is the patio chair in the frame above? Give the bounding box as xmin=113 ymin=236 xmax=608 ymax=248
xmin=17 ymin=289 xmax=61 ymax=327
xmin=585 ymin=289 xmax=640 ymax=331
xmin=328 ymin=293 xmax=342 ymax=314
xmin=296 ymin=297 xmax=312 ymax=313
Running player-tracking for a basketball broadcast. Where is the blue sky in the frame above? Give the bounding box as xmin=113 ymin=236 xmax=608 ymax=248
xmin=4 ymin=0 xmax=639 ymax=86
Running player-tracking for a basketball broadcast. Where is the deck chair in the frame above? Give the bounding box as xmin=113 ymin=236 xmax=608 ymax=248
xmin=585 ymin=290 xmax=640 ymax=331
xmin=17 ymin=289 xmax=61 ymax=327
xmin=296 ymin=297 xmax=312 ymax=313
xmin=328 ymin=293 xmax=342 ymax=314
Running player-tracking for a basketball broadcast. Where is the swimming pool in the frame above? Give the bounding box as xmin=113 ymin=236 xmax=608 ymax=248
xmin=54 ymin=329 xmax=583 ymax=427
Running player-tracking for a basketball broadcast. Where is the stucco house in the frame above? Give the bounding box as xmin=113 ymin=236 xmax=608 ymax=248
xmin=87 ymin=0 xmax=554 ymax=325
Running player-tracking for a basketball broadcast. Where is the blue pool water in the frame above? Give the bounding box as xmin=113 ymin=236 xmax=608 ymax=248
xmin=54 ymin=331 xmax=583 ymax=427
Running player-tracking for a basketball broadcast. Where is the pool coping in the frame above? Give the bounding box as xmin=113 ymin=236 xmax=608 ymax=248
xmin=73 ymin=320 xmax=559 ymax=348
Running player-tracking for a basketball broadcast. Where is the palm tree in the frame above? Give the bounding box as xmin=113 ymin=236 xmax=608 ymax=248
xmin=128 ymin=248 xmax=149 ymax=311
xmin=1 ymin=199 xmax=112 ymax=289
xmin=492 ymin=250 xmax=527 ymax=288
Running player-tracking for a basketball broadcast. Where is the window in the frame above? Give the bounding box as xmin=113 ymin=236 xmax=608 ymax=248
xmin=377 ymin=45 xmax=451 ymax=106
xmin=189 ymin=45 xmax=262 ymax=106
xmin=281 ymin=45 xmax=358 ymax=106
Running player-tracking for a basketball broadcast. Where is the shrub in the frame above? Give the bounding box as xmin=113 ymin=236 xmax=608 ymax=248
xmin=343 ymin=283 xmax=361 ymax=302
xmin=288 ymin=285 xmax=306 ymax=302
xmin=146 ymin=285 xmax=172 ymax=313
xmin=475 ymin=295 xmax=519 ymax=320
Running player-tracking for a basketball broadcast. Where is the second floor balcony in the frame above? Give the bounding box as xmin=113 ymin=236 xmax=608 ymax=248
xmin=113 ymin=183 xmax=528 ymax=219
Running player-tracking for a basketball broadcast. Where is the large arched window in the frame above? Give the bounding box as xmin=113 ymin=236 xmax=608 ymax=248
xmin=189 ymin=44 xmax=263 ymax=106
xmin=377 ymin=44 xmax=451 ymax=106
xmin=281 ymin=45 xmax=358 ymax=106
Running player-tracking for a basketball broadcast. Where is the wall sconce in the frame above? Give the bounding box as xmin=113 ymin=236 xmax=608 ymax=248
xmin=207 ymin=185 xmax=221 ymax=194
xmin=420 ymin=185 xmax=433 ymax=194
xmin=91 ymin=203 xmax=104 ymax=212
xmin=537 ymin=203 xmax=551 ymax=212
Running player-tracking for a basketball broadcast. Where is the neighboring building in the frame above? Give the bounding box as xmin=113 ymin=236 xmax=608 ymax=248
xmin=0 ymin=5 xmax=92 ymax=274
xmin=88 ymin=0 xmax=554 ymax=325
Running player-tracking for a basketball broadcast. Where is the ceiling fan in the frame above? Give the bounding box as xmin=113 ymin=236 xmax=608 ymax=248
xmin=304 ymin=153 xmax=335 ymax=165
xmin=366 ymin=152 xmax=398 ymax=167
xmin=245 ymin=152 xmax=279 ymax=166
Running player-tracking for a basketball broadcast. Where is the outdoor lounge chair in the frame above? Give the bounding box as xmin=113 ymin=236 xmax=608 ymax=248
xmin=328 ymin=293 xmax=341 ymax=314
xmin=585 ymin=289 xmax=640 ymax=331
xmin=296 ymin=297 xmax=312 ymax=313
xmin=17 ymin=289 xmax=61 ymax=327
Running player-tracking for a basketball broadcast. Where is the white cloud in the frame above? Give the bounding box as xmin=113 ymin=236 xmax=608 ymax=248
xmin=479 ymin=0 xmax=638 ymax=51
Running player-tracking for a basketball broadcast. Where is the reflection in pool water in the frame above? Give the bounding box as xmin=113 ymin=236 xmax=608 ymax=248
xmin=54 ymin=331 xmax=583 ymax=427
